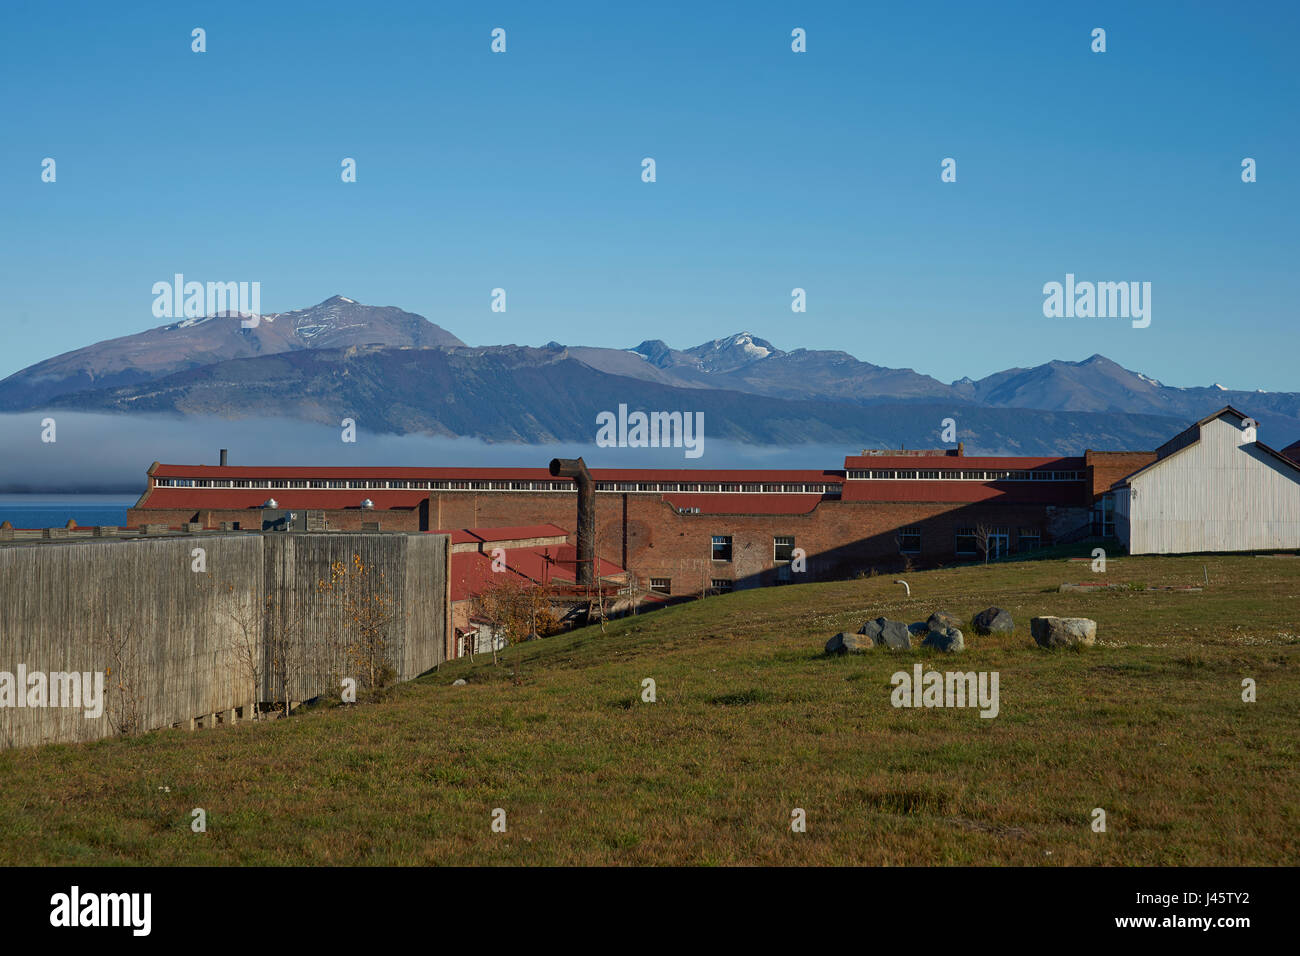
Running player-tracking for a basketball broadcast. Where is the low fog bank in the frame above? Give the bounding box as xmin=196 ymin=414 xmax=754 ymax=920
xmin=0 ymin=412 xmax=857 ymax=493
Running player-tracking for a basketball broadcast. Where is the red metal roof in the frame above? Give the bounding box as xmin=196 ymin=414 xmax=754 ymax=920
xmin=450 ymin=544 xmax=624 ymax=602
xmin=843 ymin=455 xmax=1085 ymax=470
xmin=149 ymin=463 xmax=845 ymax=483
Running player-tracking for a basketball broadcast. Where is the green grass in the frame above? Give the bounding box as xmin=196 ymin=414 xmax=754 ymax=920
xmin=1 ymin=553 xmax=1297 ymax=865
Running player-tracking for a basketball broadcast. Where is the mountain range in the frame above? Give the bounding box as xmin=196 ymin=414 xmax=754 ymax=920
xmin=2 ymin=295 xmax=1296 ymax=455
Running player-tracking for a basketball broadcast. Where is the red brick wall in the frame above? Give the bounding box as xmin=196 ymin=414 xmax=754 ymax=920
xmin=1086 ymin=451 xmax=1157 ymax=498
xmin=428 ymin=491 xmax=1085 ymax=594
xmin=126 ymin=508 xmax=422 ymax=532
xmin=133 ymin=491 xmax=1088 ymax=598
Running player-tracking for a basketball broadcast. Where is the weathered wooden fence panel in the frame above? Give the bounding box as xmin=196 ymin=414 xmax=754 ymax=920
xmin=0 ymin=533 xmax=449 ymax=749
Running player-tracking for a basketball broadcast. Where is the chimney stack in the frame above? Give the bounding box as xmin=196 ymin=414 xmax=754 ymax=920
xmin=219 ymin=449 xmax=228 ymax=467
xmin=549 ymin=457 xmax=595 ymax=587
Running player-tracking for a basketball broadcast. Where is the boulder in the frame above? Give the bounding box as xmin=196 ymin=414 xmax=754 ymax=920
xmin=922 ymin=625 xmax=965 ymax=653
xmin=859 ymin=617 xmax=910 ymax=649
xmin=973 ymin=606 xmax=1014 ymax=635
xmin=858 ymin=619 xmax=884 ymax=641
xmin=826 ymin=631 xmax=869 ymax=654
xmin=927 ymin=610 xmax=964 ymax=632
xmin=451 ymin=678 xmax=467 ymax=686
xmin=907 ymin=622 xmax=929 ymax=639
xmin=1030 ymin=616 xmax=1096 ymax=648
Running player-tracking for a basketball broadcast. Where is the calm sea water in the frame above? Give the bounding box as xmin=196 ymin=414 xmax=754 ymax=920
xmin=0 ymin=495 xmax=138 ymax=530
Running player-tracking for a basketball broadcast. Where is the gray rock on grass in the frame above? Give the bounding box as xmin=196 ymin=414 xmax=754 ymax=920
xmin=973 ymin=607 xmax=1014 ymax=635
xmin=922 ymin=625 xmax=965 ymax=653
xmin=1030 ymin=616 xmax=1096 ymax=648
xmin=859 ymin=617 xmax=911 ymax=649
xmin=927 ymin=610 xmax=964 ymax=632
xmin=826 ymin=631 xmax=869 ymax=654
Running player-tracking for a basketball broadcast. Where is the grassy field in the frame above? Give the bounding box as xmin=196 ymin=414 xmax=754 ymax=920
xmin=1 ymin=551 xmax=1297 ymax=865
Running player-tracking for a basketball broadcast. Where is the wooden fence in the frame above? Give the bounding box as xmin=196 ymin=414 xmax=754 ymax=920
xmin=0 ymin=532 xmax=450 ymax=749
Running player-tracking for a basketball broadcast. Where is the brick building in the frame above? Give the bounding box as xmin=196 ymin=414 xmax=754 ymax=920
xmin=128 ymin=446 xmax=1145 ymax=597
xmin=444 ymin=524 xmax=632 ymax=658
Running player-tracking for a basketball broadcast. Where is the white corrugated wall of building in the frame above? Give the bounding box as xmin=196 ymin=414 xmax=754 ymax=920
xmin=1127 ymin=415 xmax=1300 ymax=554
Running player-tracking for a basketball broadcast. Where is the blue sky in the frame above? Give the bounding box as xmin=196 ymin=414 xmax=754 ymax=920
xmin=1 ymin=0 xmax=1295 ymax=389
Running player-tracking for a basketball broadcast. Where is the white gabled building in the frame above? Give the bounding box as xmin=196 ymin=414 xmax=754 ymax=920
xmin=1112 ymin=406 xmax=1300 ymax=555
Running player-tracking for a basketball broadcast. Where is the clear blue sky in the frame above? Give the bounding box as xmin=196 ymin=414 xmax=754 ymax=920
xmin=1 ymin=0 xmax=1295 ymax=389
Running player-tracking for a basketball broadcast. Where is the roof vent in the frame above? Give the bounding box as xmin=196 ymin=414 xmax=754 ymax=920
xmin=361 ymin=498 xmax=374 ymax=509
xmin=263 ymin=498 xmax=278 ymax=509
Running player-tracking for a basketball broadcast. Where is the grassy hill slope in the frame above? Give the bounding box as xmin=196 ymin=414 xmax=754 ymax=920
xmin=1 ymin=553 xmax=1297 ymax=865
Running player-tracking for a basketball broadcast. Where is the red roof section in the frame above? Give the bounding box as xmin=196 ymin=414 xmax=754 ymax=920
xmin=843 ymin=455 xmax=1086 ymax=470
xmin=149 ymin=463 xmax=844 ymax=483
xmin=152 ymin=464 xmax=558 ymax=480
xmin=450 ymin=544 xmax=624 ymax=602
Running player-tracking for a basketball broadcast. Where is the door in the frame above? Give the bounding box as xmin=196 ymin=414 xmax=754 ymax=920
xmin=989 ymin=530 xmax=1010 ymax=559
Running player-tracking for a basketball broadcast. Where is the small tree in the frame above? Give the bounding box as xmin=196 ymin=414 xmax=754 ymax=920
xmin=265 ymin=590 xmax=312 ymax=716
xmin=471 ymin=576 xmax=556 ymax=674
xmin=96 ymin=627 xmax=142 ymax=735
xmin=973 ymin=524 xmax=994 ymax=564
xmin=219 ymin=580 xmax=263 ymax=720
xmin=319 ymin=552 xmax=396 ymax=694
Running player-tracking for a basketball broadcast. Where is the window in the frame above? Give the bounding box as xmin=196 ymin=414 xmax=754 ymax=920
xmin=233 ymin=479 xmax=250 ymax=488
xmin=898 ymin=527 xmax=921 ymax=553
xmin=349 ymin=480 xmax=367 ymax=489
xmin=774 ymin=535 xmax=795 ymax=562
xmin=1017 ymin=530 xmax=1041 ymax=552
xmin=270 ymin=480 xmax=287 ymax=489
xmin=711 ymin=535 xmax=733 ymax=561
xmin=650 ymin=578 xmax=671 ymax=594
xmin=711 ymin=579 xmax=733 ymax=593
xmin=390 ymin=480 xmax=409 ymax=488
xmin=955 ymin=528 xmax=978 ymax=555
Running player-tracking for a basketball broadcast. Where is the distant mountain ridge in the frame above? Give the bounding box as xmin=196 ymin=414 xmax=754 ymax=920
xmin=3 ymin=296 xmax=1298 ymax=454
xmin=0 ymin=296 xmax=463 ymax=410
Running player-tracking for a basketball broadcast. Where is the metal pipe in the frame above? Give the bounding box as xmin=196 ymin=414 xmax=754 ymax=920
xmin=549 ymin=457 xmax=595 ymax=587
